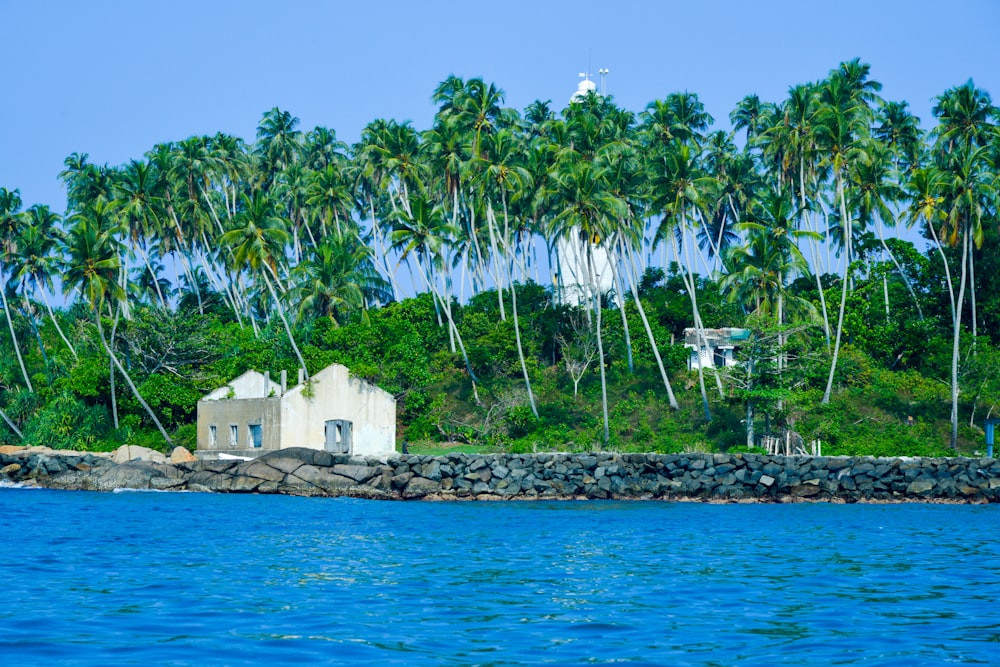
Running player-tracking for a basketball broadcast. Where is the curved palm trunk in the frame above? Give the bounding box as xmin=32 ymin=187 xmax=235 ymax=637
xmin=950 ymin=228 xmax=970 ymax=450
xmin=587 ymin=245 xmax=611 ymax=448
xmin=969 ymin=236 xmax=977 ymax=347
xmin=1 ymin=282 xmax=33 ymax=392
xmin=262 ymin=271 xmax=308 ymax=382
xmin=800 ymin=160 xmax=831 ymax=347
xmin=509 ymin=279 xmax=538 ymax=418
xmin=822 ymin=174 xmax=851 ymax=405
xmin=95 ymin=314 xmax=173 ymax=447
xmin=670 ymin=225 xmax=710 ymax=421
xmin=609 ymin=245 xmax=634 ymax=374
xmin=0 ymin=406 xmax=22 ymax=439
xmin=109 ymin=309 xmax=120 ymax=430
xmin=485 ymin=204 xmax=507 ymax=320
xmin=874 ymin=217 xmax=923 ymax=320
xmin=38 ymin=288 xmax=77 ymax=359
xmin=500 ymin=197 xmax=538 ymax=419
xmin=622 ymin=239 xmax=679 ymax=409
xmin=414 ymin=254 xmax=481 ymax=405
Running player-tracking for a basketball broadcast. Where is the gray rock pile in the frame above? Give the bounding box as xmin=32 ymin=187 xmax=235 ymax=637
xmin=2 ymin=448 xmax=999 ymax=502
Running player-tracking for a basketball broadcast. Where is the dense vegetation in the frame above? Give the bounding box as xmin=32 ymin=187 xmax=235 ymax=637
xmin=1 ymin=60 xmax=998 ymax=458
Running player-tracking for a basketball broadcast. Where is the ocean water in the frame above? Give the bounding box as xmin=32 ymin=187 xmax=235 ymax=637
xmin=1 ymin=488 xmax=998 ymax=666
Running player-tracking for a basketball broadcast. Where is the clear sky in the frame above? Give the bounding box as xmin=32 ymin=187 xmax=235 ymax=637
xmin=2 ymin=0 xmax=998 ymax=212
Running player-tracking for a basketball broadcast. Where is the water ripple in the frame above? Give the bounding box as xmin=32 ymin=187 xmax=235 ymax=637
xmin=1 ymin=490 xmax=999 ymax=665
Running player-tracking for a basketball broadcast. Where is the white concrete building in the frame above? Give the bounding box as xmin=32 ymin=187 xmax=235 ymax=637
xmin=196 ymin=364 xmax=396 ymax=460
xmin=684 ymin=328 xmax=750 ymax=370
xmin=555 ymin=71 xmax=616 ymax=307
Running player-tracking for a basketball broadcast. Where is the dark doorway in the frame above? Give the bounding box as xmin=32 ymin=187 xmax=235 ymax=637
xmin=325 ymin=420 xmax=353 ymax=454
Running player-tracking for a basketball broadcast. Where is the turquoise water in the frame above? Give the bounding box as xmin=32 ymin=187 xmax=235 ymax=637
xmin=1 ymin=489 xmax=999 ymax=665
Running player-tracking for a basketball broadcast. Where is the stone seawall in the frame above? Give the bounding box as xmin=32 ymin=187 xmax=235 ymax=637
xmin=4 ymin=448 xmax=1000 ymax=503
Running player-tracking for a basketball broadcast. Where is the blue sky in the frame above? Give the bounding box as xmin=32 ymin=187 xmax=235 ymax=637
xmin=2 ymin=0 xmax=998 ymax=212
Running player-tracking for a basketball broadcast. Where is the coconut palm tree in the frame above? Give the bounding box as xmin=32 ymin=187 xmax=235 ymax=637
xmin=935 ymin=145 xmax=995 ymax=448
xmin=549 ymin=159 xmax=625 ymax=446
xmin=255 ymin=107 xmax=302 ymax=191
xmin=221 ymin=191 xmax=308 ymax=380
xmin=815 ymin=65 xmax=876 ymax=404
xmin=476 ymin=128 xmax=539 ymax=417
xmin=9 ymin=205 xmax=77 ymax=358
xmin=647 ymin=140 xmax=720 ymax=420
xmin=293 ymin=234 xmax=391 ymax=326
xmin=0 ymin=187 xmax=33 ymax=391
xmin=389 ymin=193 xmax=481 ymax=402
xmin=62 ymin=204 xmax=173 ymax=445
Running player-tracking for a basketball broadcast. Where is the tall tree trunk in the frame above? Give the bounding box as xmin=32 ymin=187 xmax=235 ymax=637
xmin=38 ymin=288 xmax=77 ymax=359
xmin=801 ymin=157 xmax=831 ymax=347
xmin=1 ymin=281 xmax=32 ymax=392
xmin=950 ymin=228 xmax=969 ymax=450
xmin=621 ymin=240 xmax=679 ymax=410
xmin=95 ymin=314 xmax=173 ymax=447
xmin=587 ymin=245 xmax=610 ymax=448
xmin=415 ymin=254 xmax=481 ymax=405
xmin=822 ymin=174 xmax=851 ymax=404
xmin=874 ymin=217 xmax=923 ymax=320
xmin=262 ymin=271 xmax=308 ymax=382
xmin=609 ymin=246 xmax=634 ymax=374
xmin=500 ymin=196 xmax=538 ymax=419
xmin=671 ymin=225 xmax=711 ymax=421
xmin=0 ymin=405 xmax=22 ymax=438
xmin=109 ymin=307 xmax=120 ymax=430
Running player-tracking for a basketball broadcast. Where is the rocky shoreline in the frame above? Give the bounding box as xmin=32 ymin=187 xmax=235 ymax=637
xmin=2 ymin=446 xmax=1000 ymax=503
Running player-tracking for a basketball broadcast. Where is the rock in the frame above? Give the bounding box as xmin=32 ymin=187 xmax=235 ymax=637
xmin=236 ymin=460 xmax=287 ymax=483
xmin=791 ymin=484 xmax=822 ymax=497
xmin=332 ymin=464 xmax=378 ymax=483
xmin=391 ymin=471 xmax=414 ymax=490
xmin=169 ymin=446 xmax=197 ymax=463
xmin=112 ymin=445 xmax=167 ymax=464
xmin=759 ymin=474 xmax=775 ymax=487
xmin=906 ymin=479 xmax=936 ymax=494
xmin=403 ymin=476 xmax=441 ymax=499
xmin=0 ymin=445 xmax=25 ymax=455
xmin=1 ymin=462 xmax=21 ymax=476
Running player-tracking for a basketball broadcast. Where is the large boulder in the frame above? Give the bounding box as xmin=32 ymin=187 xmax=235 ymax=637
xmin=113 ymin=445 xmax=168 ymax=464
xmin=169 ymin=446 xmax=198 ymax=463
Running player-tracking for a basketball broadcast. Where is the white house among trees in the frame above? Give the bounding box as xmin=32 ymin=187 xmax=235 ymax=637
xmin=196 ymin=364 xmax=396 ymax=459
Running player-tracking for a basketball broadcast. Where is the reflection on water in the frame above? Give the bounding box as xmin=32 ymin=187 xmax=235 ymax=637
xmin=1 ymin=490 xmax=999 ymax=665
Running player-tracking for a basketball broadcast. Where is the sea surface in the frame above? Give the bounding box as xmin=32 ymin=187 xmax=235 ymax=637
xmin=1 ymin=488 xmax=998 ymax=666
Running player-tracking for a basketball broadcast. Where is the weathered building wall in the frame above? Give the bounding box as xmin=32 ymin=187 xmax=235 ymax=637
xmin=280 ymin=364 xmax=396 ymax=456
xmin=197 ymin=397 xmax=281 ymax=456
xmin=202 ymin=370 xmax=280 ymax=401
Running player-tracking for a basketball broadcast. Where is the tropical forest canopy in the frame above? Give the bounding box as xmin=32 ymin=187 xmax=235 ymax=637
xmin=1 ymin=59 xmax=999 ymax=457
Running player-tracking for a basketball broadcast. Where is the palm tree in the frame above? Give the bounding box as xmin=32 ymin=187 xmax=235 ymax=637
xmin=848 ymin=145 xmax=923 ymax=319
xmin=255 ymin=107 xmax=302 ymax=191
xmin=389 ymin=193 xmax=481 ymax=402
xmin=476 ymin=128 xmax=539 ymax=417
xmin=62 ymin=205 xmax=173 ymax=445
xmin=0 ymin=187 xmax=34 ymax=391
xmin=549 ymin=159 xmax=624 ymax=446
xmin=935 ymin=145 xmax=994 ymax=449
xmin=931 ymin=80 xmax=998 ymax=448
xmin=293 ymin=234 xmax=391 ymax=325
xmin=730 ymin=94 xmax=772 ymax=144
xmin=113 ymin=159 xmax=169 ymax=307
xmin=816 ymin=64 xmax=877 ymax=404
xmin=647 ymin=140 xmax=719 ymax=420
xmin=221 ymin=192 xmax=308 ymax=380
xmin=9 ymin=204 xmax=77 ymax=358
